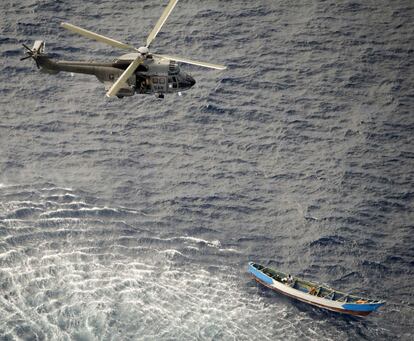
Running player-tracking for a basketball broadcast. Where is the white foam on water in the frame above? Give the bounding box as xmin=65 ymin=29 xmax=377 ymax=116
xmin=218 ymin=247 xmax=240 ymax=254
xmin=160 ymin=249 xmax=184 ymax=258
xmin=40 ymin=187 xmax=74 ymax=192
xmin=172 ymin=236 xmax=222 ymax=248
xmin=2 ymin=219 xmax=27 ymax=224
xmin=79 ymin=206 xmax=117 ymax=212
xmin=40 ymin=217 xmax=81 ymax=222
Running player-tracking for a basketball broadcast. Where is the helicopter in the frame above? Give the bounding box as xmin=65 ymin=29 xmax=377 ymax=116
xmin=20 ymin=0 xmax=226 ymax=99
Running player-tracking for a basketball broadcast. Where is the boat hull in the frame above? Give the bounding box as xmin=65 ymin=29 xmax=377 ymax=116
xmin=249 ymin=263 xmax=384 ymax=317
xmin=253 ymin=277 xmax=372 ymax=316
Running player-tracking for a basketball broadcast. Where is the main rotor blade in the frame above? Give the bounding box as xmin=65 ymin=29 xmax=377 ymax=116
xmin=61 ymin=22 xmax=137 ymax=51
xmin=153 ymin=53 xmax=227 ymax=70
xmin=106 ymin=56 xmax=143 ymax=98
xmin=146 ymin=0 xmax=178 ymax=48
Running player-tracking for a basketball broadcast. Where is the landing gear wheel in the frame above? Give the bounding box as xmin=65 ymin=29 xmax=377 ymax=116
xmin=157 ymin=93 xmax=165 ymax=99
xmin=117 ymin=95 xmax=124 ymax=99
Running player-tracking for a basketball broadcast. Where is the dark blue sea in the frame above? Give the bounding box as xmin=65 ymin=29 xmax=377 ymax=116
xmin=1 ymin=0 xmax=413 ymax=339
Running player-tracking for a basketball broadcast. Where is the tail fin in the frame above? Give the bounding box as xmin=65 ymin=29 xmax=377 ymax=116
xmin=32 ymin=40 xmax=45 ymax=54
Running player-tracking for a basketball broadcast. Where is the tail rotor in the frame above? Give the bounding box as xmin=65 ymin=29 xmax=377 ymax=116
xmin=20 ymin=41 xmax=45 ymax=69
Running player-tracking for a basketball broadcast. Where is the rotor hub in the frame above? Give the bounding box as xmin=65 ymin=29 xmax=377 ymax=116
xmin=137 ymin=46 xmax=149 ymax=55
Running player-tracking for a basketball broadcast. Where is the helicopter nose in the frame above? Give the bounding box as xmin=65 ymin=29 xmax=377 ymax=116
xmin=177 ymin=73 xmax=195 ymax=90
xmin=179 ymin=74 xmax=196 ymax=89
xmin=188 ymin=75 xmax=196 ymax=87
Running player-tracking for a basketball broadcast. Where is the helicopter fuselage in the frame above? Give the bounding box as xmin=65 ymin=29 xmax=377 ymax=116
xmin=36 ymin=50 xmax=196 ymax=98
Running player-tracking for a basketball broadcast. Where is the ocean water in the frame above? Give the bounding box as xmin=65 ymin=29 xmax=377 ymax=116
xmin=0 ymin=0 xmax=413 ymax=340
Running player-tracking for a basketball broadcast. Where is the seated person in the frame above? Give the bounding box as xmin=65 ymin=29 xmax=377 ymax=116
xmin=282 ymin=274 xmax=294 ymax=286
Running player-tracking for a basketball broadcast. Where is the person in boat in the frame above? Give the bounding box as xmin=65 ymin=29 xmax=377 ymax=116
xmin=282 ymin=274 xmax=294 ymax=286
xmin=309 ymin=287 xmax=317 ymax=295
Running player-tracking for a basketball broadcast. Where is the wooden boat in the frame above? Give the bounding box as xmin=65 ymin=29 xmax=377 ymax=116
xmin=249 ymin=262 xmax=385 ymax=316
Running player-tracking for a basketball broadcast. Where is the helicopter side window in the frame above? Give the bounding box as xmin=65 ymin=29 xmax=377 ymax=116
xmin=159 ymin=78 xmax=165 ymax=84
